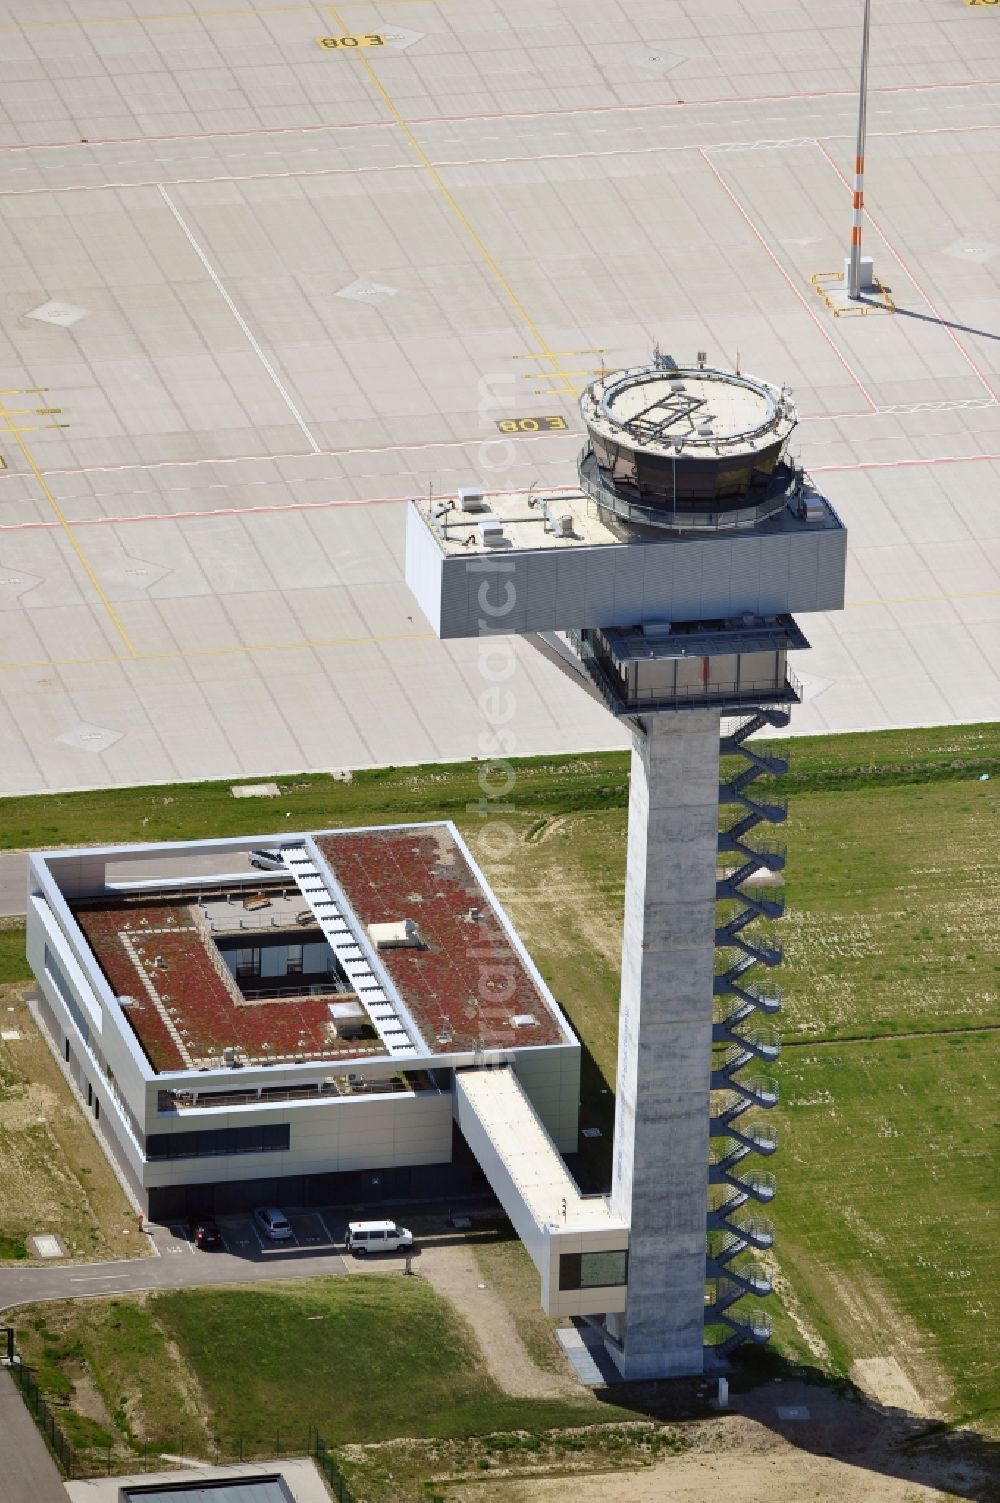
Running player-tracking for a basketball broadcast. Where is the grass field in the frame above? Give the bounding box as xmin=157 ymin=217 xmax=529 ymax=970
xmin=0 ymin=723 xmax=995 ymax=852
xmin=11 ymin=1279 xmax=615 ymax=1475
xmin=4 ymin=722 xmax=998 ymax=1440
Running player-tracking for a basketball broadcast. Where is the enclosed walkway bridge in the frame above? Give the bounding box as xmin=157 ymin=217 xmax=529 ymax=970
xmin=455 ymin=1066 xmax=628 ymax=1318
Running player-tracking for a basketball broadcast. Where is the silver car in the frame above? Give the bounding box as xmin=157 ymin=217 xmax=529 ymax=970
xmin=248 ymin=849 xmax=286 ymax=871
xmin=253 ymin=1206 xmax=293 ymax=1240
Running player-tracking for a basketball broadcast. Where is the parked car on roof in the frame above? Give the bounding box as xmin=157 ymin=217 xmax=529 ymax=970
xmin=248 ymin=849 xmax=286 ymax=871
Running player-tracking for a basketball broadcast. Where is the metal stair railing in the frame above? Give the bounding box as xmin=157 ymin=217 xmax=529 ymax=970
xmin=718 ymin=830 xmax=787 ymax=871
xmin=708 ymin=1218 xmax=775 ymax=1256
xmin=714 ymin=975 xmax=782 ymax=1014
xmin=709 ymin=1165 xmax=777 ymax=1202
xmin=716 ymin=929 xmax=783 ymax=967
xmin=707 ymin=1262 xmax=773 ymax=1301
xmin=713 ymin=1305 xmax=773 ymax=1351
xmin=716 ymin=876 xmax=785 ymax=922
xmin=711 ymin=1073 xmax=779 ymax=1108
xmin=710 ymin=1121 xmax=778 ymax=1163
xmin=707 ymin=704 xmax=790 ymax=1360
xmin=712 ymin=1021 xmax=781 ymax=1062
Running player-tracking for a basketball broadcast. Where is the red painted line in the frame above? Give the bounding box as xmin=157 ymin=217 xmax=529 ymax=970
xmin=1 ymin=460 xmax=997 ymax=536
xmin=698 ymin=149 xmax=879 ymax=413
xmin=2 ymin=123 xmax=996 ymax=202
xmin=0 ymin=482 xmax=582 ymax=534
xmin=813 ymin=452 xmax=1000 ymax=474
xmin=0 ymin=77 xmax=996 ymax=156
xmin=0 ymin=429 xmax=581 ymax=482
xmin=816 ymin=141 xmax=1000 ymax=405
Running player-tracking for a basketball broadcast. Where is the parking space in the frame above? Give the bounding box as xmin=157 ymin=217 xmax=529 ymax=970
xmin=161 ymin=1223 xmax=201 ymax=1258
xmin=153 ymin=1209 xmax=429 ymax=1263
xmin=147 ymin=1210 xmax=350 ymax=1275
xmin=287 ymin=1211 xmax=338 ymax=1250
xmin=226 ymin=1212 xmax=270 ymax=1255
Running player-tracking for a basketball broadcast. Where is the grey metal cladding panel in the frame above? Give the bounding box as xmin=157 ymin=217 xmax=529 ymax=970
xmin=787 ymin=535 xmax=819 ymax=613
xmin=640 ymin=541 xmax=674 ymax=622
xmin=666 ymin=540 xmax=706 ymax=619
xmin=495 ymin=554 xmax=529 ymax=633
xmin=613 ymin=544 xmax=652 ymax=625
xmin=524 ymin=551 xmax=561 ymax=631
xmin=439 ymin=555 xmax=474 ymax=638
xmin=586 ymin=546 xmax=618 ymax=624
xmin=699 ymin=541 xmax=734 ymax=618
xmin=728 ymin=534 xmax=763 ymax=615
xmin=757 ymin=537 xmax=793 ymax=613
xmin=814 ymin=528 xmax=848 ymax=610
xmin=457 ymin=554 xmax=528 ymax=635
xmin=554 ymin=550 xmax=591 ymax=626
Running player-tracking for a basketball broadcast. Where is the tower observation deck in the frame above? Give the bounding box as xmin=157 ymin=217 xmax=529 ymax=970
xmin=405 ymin=350 xmax=847 ymax=1380
xmin=579 ymin=360 xmax=798 ymax=533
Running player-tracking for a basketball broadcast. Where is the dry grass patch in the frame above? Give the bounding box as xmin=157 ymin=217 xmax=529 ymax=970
xmin=0 ymin=989 xmax=150 ymax=1263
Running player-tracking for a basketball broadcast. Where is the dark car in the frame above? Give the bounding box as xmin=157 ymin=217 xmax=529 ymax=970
xmin=189 ymin=1215 xmax=223 ymax=1249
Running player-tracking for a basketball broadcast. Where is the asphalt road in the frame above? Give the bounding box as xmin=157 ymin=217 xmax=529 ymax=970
xmin=0 ymin=1218 xmax=354 ymax=1313
xmin=0 ymin=851 xmax=27 ymax=919
xmin=0 ymin=1368 xmax=68 ymax=1503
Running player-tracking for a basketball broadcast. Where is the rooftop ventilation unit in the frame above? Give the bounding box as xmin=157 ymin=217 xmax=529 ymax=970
xmin=459 ymin=486 xmax=487 ymax=512
xmin=367 ymin=919 xmax=422 ymax=949
xmin=477 ymin=517 xmax=505 ymax=546
xmin=511 ymin=1013 xmax=538 ymax=1028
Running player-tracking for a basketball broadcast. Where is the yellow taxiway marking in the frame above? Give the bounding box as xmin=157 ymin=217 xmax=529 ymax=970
xmin=0 ymin=0 xmax=455 ymax=28
xmin=0 ymin=630 xmax=434 ymax=674
xmin=0 ymin=585 xmax=995 ymax=676
xmin=0 ymin=5 xmax=317 ymax=29
xmin=326 ymin=1 xmax=580 ymax=398
xmin=846 ymin=588 xmax=1000 ymax=609
xmin=0 ymin=395 xmax=136 ymax=658
xmin=317 ymin=32 xmax=386 ymax=47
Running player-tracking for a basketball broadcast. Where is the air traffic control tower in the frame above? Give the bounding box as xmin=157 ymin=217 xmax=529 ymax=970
xmin=405 ymin=353 xmax=847 ymax=1379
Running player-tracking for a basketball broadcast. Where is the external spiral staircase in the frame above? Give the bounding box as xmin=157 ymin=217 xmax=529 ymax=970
xmin=706 ymin=707 xmax=790 ymax=1358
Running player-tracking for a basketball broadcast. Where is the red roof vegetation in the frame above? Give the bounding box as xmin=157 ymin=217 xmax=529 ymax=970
xmin=70 ymin=825 xmax=564 ymax=1071
xmin=317 ymin=827 xmax=562 ymax=1051
xmin=73 ymin=901 xmax=373 ymax=1074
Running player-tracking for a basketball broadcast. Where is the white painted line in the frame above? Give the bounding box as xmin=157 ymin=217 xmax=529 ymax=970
xmin=157 ymin=184 xmax=321 ymax=455
xmin=316 ymin=1212 xmax=337 ymax=1246
xmin=70 ymin=1273 xmax=126 ymax=1282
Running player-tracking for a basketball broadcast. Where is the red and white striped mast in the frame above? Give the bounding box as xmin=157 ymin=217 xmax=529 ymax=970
xmin=847 ymin=0 xmax=872 ymax=299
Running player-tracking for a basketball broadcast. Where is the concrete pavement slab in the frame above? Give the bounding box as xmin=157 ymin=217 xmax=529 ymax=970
xmin=0 ymin=2 xmax=996 ymax=793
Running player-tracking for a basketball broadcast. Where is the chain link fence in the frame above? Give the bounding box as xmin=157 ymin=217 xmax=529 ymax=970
xmin=9 ymin=1361 xmax=355 ymax=1497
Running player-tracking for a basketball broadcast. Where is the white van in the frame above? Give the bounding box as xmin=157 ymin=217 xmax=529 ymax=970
xmin=345 ymin=1219 xmax=413 ymax=1256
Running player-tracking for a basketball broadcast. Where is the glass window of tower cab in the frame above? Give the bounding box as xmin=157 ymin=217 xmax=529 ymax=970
xmin=578 ymin=354 xmax=801 ymax=536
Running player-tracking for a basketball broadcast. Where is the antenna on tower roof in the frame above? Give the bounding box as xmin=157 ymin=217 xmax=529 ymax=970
xmin=651 ymin=341 xmax=678 ymax=372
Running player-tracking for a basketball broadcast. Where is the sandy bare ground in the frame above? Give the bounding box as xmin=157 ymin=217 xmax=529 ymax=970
xmin=443 ymin=1383 xmax=994 ymax=1503
xmin=452 ymin=1450 xmax=972 ymax=1503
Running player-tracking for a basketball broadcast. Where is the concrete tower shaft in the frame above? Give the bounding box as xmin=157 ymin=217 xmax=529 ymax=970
xmin=606 ymin=712 xmax=721 ymax=1378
